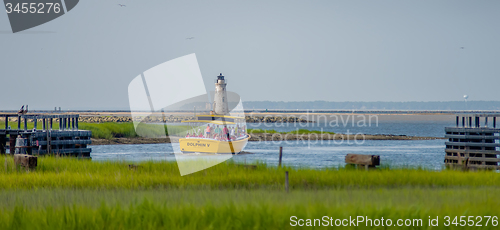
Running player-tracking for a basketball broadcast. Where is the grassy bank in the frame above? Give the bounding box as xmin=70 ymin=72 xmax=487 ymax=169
xmin=248 ymin=128 xmax=335 ymax=135
xmin=0 ymin=156 xmax=499 ymax=229
xmin=1 ymin=155 xmax=500 ymax=189
xmin=0 ymin=188 xmax=499 ymax=229
xmin=0 ymin=122 xmax=190 ymax=139
xmin=0 ymin=121 xmax=329 ymax=139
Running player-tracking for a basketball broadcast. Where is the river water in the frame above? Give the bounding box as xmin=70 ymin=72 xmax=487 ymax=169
xmin=91 ymin=115 xmax=456 ymax=170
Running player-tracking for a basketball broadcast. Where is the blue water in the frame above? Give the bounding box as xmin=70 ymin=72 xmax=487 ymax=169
xmin=91 ymin=118 xmax=453 ymax=170
xmin=91 ymin=139 xmax=446 ymax=170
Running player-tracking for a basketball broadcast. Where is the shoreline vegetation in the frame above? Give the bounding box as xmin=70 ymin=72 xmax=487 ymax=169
xmin=0 ymin=121 xmax=442 ymax=146
xmin=0 ymin=156 xmax=499 ymax=229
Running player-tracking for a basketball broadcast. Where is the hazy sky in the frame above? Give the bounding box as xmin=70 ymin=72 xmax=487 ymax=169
xmin=1 ymin=0 xmax=499 ymax=110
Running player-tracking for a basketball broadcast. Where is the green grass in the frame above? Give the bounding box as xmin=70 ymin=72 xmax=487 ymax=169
xmin=0 ymin=122 xmax=192 ymax=139
xmin=0 ymin=156 xmax=499 ymax=229
xmin=0 ymin=121 xmax=332 ymax=140
xmin=0 ymin=188 xmax=499 ymax=229
xmin=248 ymin=128 xmax=335 ymax=135
xmin=1 ymin=155 xmax=500 ymax=189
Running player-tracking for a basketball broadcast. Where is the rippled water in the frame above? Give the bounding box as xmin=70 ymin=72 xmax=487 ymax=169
xmin=92 ymin=139 xmax=446 ymax=170
xmin=91 ymin=117 xmax=453 ymax=169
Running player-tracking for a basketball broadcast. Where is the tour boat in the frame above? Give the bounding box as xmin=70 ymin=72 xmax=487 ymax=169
xmin=178 ymin=115 xmax=250 ymax=154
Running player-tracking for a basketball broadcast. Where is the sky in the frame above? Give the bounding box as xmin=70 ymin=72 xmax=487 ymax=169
xmin=0 ymin=0 xmax=499 ymax=110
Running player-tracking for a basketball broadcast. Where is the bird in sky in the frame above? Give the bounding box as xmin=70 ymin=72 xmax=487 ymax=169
xmin=460 ymin=47 xmax=465 ymax=49
xmin=186 ymin=37 xmax=195 ymax=40
xmin=118 ymin=4 xmax=126 ymax=7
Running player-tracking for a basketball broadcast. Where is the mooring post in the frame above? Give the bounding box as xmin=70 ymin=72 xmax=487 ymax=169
xmin=0 ymin=134 xmax=6 ymax=154
xmin=9 ymin=135 xmax=16 ymax=154
xmin=285 ymin=171 xmax=289 ymax=192
xmin=278 ymin=146 xmax=283 ymax=167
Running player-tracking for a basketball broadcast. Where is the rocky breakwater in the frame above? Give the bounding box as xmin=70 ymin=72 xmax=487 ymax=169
xmin=245 ymin=116 xmax=312 ymax=123
xmin=77 ymin=116 xmax=312 ymax=123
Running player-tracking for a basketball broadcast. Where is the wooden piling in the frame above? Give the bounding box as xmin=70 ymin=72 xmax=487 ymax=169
xmin=278 ymin=146 xmax=283 ymax=167
xmin=285 ymin=171 xmax=289 ymax=192
xmin=9 ymin=135 xmax=16 ymax=154
xmin=0 ymin=134 xmax=6 ymax=154
xmin=14 ymin=154 xmax=37 ymax=170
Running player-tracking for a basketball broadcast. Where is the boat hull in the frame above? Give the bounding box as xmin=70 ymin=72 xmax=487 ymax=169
xmin=179 ymin=135 xmax=250 ymax=154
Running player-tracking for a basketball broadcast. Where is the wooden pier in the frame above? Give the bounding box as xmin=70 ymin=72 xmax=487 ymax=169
xmin=444 ymin=113 xmax=500 ymax=170
xmin=0 ymin=114 xmax=91 ymax=158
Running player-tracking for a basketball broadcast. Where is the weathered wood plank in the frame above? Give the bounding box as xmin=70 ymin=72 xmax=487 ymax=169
xmin=345 ymin=154 xmax=380 ymax=166
xmin=14 ymin=154 xmax=37 ymax=169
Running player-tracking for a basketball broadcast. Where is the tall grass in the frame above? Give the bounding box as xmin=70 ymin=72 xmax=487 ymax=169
xmin=0 ymin=188 xmax=499 ymax=229
xmin=248 ymin=128 xmax=336 ymax=135
xmin=0 ymin=122 xmax=192 ymax=139
xmin=1 ymin=155 xmax=499 ymax=189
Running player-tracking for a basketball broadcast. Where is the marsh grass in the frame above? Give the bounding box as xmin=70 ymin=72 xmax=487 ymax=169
xmin=1 ymin=155 xmax=500 ymax=189
xmin=0 ymin=156 xmax=499 ymax=229
xmin=248 ymin=128 xmax=335 ymax=135
xmin=0 ymin=188 xmax=499 ymax=229
xmin=0 ymin=122 xmax=191 ymax=139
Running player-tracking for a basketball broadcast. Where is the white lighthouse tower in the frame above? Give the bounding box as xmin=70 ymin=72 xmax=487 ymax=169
xmin=213 ymin=73 xmax=229 ymax=115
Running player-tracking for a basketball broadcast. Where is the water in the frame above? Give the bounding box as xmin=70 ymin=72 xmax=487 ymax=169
xmin=91 ymin=116 xmax=453 ymax=170
xmin=92 ymin=139 xmax=446 ymax=170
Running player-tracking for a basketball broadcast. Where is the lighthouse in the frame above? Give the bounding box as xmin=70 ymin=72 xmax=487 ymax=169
xmin=213 ymin=73 xmax=229 ymax=115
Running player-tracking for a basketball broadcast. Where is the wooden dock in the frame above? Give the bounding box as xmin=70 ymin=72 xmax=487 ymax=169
xmin=0 ymin=114 xmax=91 ymax=158
xmin=444 ymin=113 xmax=500 ymax=170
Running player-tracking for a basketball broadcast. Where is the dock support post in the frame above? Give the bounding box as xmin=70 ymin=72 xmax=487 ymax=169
xmin=72 ymin=118 xmax=75 ymax=130
xmin=469 ymin=117 xmax=472 ymax=128
xmin=49 ymin=118 xmax=53 ymax=130
xmin=456 ymin=116 xmax=459 ymax=127
xmin=17 ymin=116 xmax=21 ymax=130
xmin=462 ymin=117 xmax=465 ymax=127
xmin=278 ymin=146 xmax=283 ymax=167
xmin=42 ymin=119 xmax=46 ymax=131
xmin=285 ymin=171 xmax=289 ymax=193
xmin=59 ymin=118 xmax=63 ymax=131
xmin=75 ymin=118 xmax=79 ymax=130
xmin=33 ymin=118 xmax=37 ymax=131
xmin=494 ymin=117 xmax=497 ymax=128
xmin=4 ymin=116 xmax=8 ymax=130
xmin=9 ymin=135 xmax=16 ymax=154
xmin=485 ymin=117 xmax=488 ymax=128
xmin=23 ymin=117 xmax=27 ymax=131
xmin=0 ymin=134 xmax=6 ymax=154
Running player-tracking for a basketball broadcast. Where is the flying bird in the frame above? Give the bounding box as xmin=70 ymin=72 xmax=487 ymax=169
xmin=118 ymin=4 xmax=126 ymax=7
xmin=460 ymin=47 xmax=464 ymax=49
xmin=186 ymin=37 xmax=195 ymax=40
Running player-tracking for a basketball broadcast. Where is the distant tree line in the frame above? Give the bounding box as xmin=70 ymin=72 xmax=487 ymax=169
xmin=242 ymin=101 xmax=500 ymax=110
